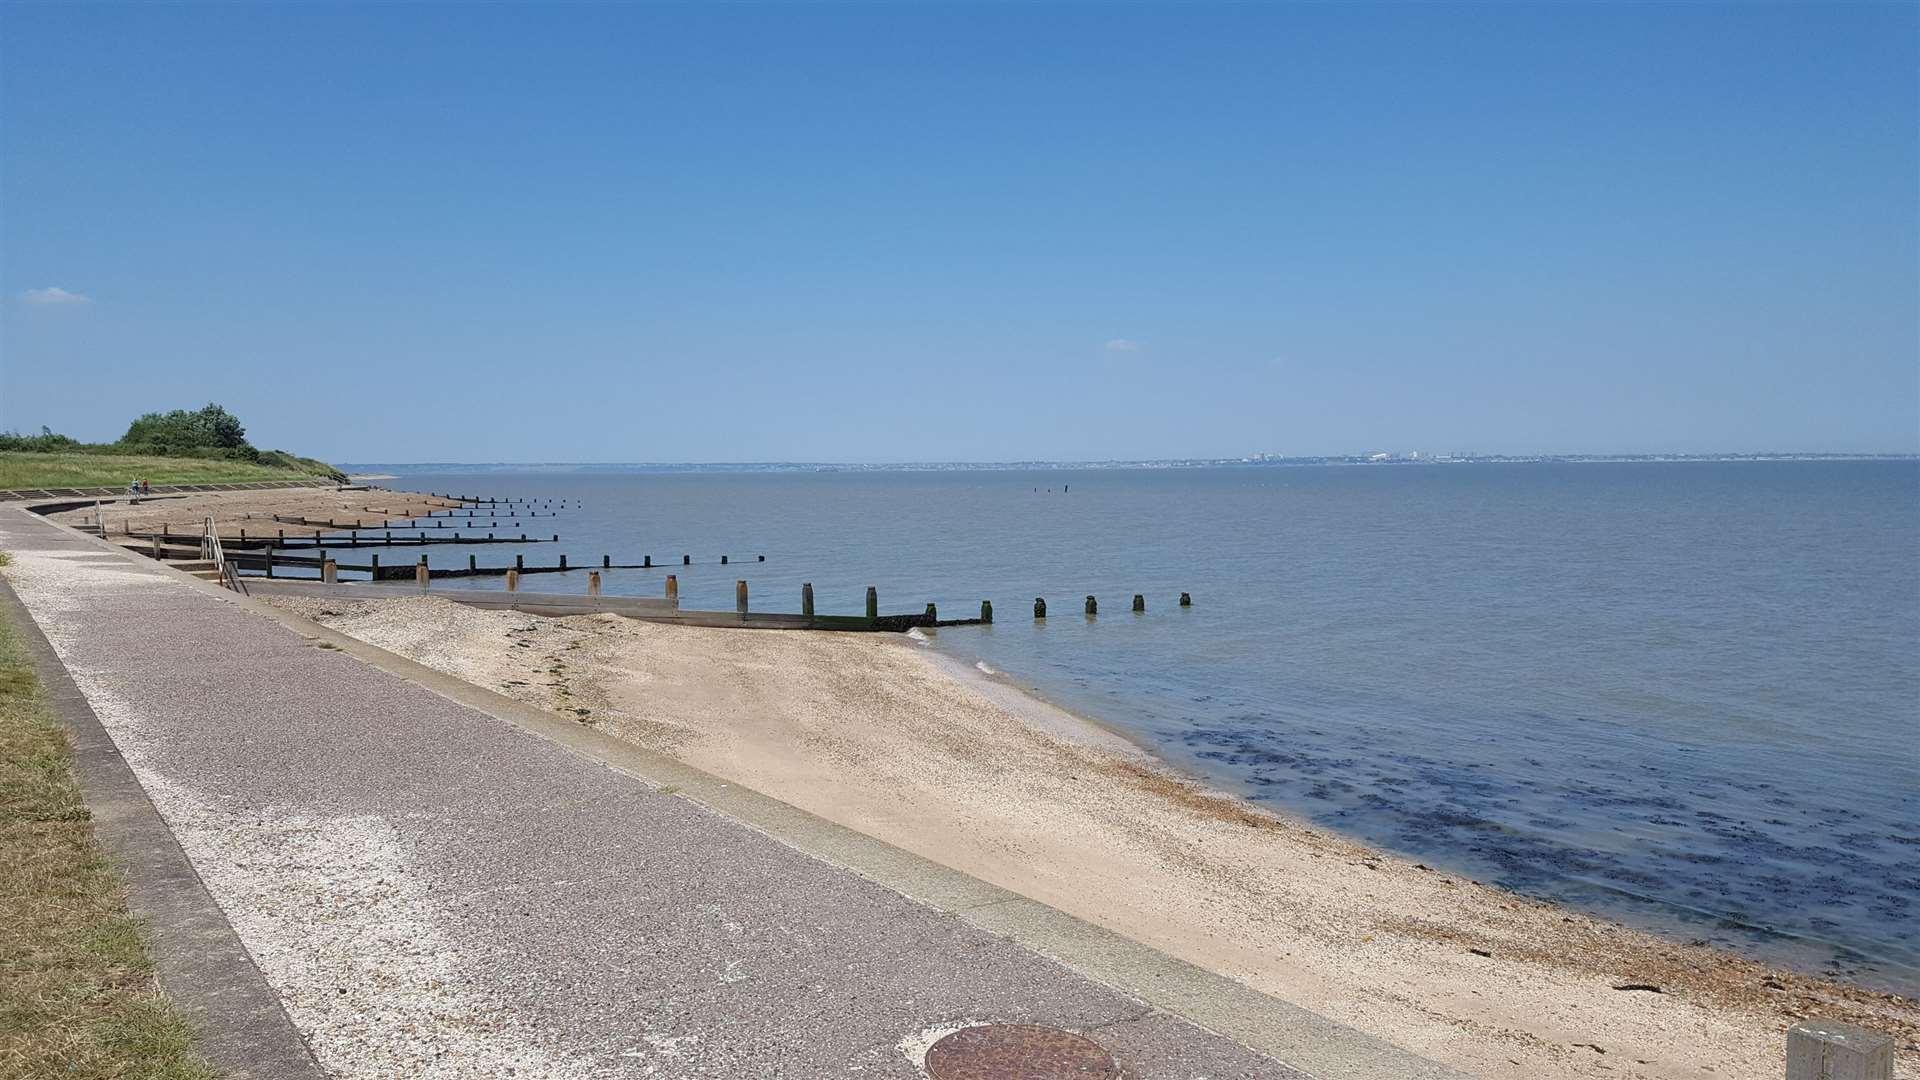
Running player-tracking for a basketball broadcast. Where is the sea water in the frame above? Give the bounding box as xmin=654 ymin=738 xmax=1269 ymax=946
xmin=368 ymin=461 xmax=1920 ymax=995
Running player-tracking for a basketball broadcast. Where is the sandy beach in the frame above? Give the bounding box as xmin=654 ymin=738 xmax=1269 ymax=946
xmin=256 ymin=591 xmax=1918 ymax=1080
xmin=44 ymin=486 xmax=467 ymax=539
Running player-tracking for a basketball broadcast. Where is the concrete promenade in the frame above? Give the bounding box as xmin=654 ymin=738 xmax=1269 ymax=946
xmin=0 ymin=507 xmax=1463 ymax=1079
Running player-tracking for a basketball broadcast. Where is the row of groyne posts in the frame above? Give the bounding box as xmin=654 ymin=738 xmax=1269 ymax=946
xmin=90 ymin=489 xmax=1197 ymax=633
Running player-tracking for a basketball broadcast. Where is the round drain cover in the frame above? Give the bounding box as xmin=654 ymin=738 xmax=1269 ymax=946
xmin=925 ymin=1024 xmax=1118 ymax=1080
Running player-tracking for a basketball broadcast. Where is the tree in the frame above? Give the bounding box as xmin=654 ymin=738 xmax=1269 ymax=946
xmin=121 ymin=403 xmax=249 ymax=450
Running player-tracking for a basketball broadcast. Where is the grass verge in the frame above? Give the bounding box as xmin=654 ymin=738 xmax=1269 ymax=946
xmin=0 ymin=557 xmax=215 ymax=1080
xmin=0 ymin=451 xmax=333 ymax=490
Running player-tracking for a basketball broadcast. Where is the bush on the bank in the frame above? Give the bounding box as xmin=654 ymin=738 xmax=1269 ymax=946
xmin=1 ymin=405 xmax=344 ymax=481
xmin=120 ymin=403 xmax=248 ymax=452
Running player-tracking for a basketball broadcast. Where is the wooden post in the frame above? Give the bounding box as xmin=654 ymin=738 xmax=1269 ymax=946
xmin=322 ymin=559 xmax=337 ymax=584
xmin=665 ymin=574 xmax=678 ymax=605
xmin=1133 ymin=594 xmax=1145 ymax=612
xmin=559 ymin=554 xmax=568 ymax=570
xmin=506 ymin=569 xmax=520 ymax=591
xmin=643 ymin=555 xmax=652 ymax=567
xmin=264 ymin=548 xmax=274 ymax=578
xmin=1788 ymin=1021 xmax=1894 ymax=1080
xmin=602 ymin=555 xmax=610 ymax=568
xmin=588 ymin=571 xmax=602 ymax=597
xmin=468 ymin=554 xmax=477 ymax=571
xmin=370 ymin=554 xmax=380 ymax=579
xmin=515 ymin=554 xmax=524 ymax=570
xmin=925 ymin=602 xmax=937 ymax=620
xmin=721 ymin=554 xmax=729 ymax=565
xmin=279 ymin=529 xmax=285 ymax=545
xmin=866 ymin=587 xmax=878 ymax=619
xmin=552 ymin=534 xmax=558 ymax=542
xmin=1085 ymin=595 xmax=1097 ymax=616
xmin=981 ymin=600 xmax=992 ymax=623
xmin=1179 ymin=592 xmax=1192 ymax=607
xmin=683 ymin=554 xmax=691 ymax=565
xmin=1034 ymin=597 xmax=1046 ymax=619
xmin=415 ymin=557 xmax=429 ymax=588
xmin=736 ymin=580 xmax=749 ymax=614
xmin=802 ymin=583 xmax=815 ymax=616
xmin=757 ymin=554 xmax=765 ymax=562
xmin=150 ymin=535 xmax=161 ymax=559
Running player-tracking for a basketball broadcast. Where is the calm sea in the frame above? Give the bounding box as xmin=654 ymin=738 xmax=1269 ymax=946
xmin=368 ymin=462 xmax=1920 ymax=995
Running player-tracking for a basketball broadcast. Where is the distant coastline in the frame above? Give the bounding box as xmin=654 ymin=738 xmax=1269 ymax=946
xmin=340 ymin=452 xmax=1920 ymax=475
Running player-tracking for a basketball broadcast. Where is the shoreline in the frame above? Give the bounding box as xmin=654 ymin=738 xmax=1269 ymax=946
xmin=258 ymin=590 xmax=1917 ymax=1080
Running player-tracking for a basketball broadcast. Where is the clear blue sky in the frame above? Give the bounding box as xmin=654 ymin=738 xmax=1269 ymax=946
xmin=3 ymin=2 xmax=1914 ymax=463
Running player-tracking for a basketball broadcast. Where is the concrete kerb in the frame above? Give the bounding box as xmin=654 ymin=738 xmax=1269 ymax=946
xmin=0 ymin=567 xmax=327 ymax=1078
xmin=7 ymin=505 xmax=1469 ymax=1080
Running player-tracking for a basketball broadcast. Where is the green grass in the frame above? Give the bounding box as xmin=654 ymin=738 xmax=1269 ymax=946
xmin=0 ymin=566 xmax=217 ymax=1080
xmin=0 ymin=450 xmax=336 ymax=490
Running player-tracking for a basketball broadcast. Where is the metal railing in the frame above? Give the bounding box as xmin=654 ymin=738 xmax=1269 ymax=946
xmin=200 ymin=516 xmax=248 ymax=595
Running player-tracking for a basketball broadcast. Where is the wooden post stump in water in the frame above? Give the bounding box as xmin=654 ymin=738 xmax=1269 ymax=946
xmin=515 ymin=554 xmax=524 ymax=570
xmin=1085 ymin=595 xmax=1097 ymax=616
xmin=603 ymin=555 xmax=611 ymax=568
xmin=866 ymin=587 xmax=878 ymax=620
xmin=264 ymin=548 xmax=274 ymax=578
xmin=559 ymin=554 xmax=567 ymax=570
xmin=1179 ymin=592 xmax=1192 ymax=607
xmin=721 ymin=554 xmax=729 ymax=565
xmin=802 ymin=583 xmax=814 ymax=617
xmin=1787 ymin=1022 xmax=1893 ymax=1080
xmin=757 ymin=554 xmax=765 ymax=562
xmin=1034 ymin=597 xmax=1046 ymax=619
xmin=925 ymin=603 xmax=937 ymax=621
xmin=643 ymin=555 xmax=652 ymax=567
xmin=469 ymin=554 xmax=477 ymax=571
xmin=981 ymin=600 xmax=993 ymax=623
xmin=506 ymin=569 xmax=520 ymax=592
xmin=665 ymin=574 xmax=679 ymax=605
xmin=683 ymin=554 xmax=691 ymax=566
xmin=1133 ymin=594 xmax=1145 ymax=612
xmin=589 ymin=571 xmax=602 ymax=597
xmin=370 ymin=554 xmax=380 ymax=579
xmin=736 ymin=580 xmax=749 ymax=614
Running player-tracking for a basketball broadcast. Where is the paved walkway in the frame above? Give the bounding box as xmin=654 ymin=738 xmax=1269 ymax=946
xmin=1 ymin=509 xmax=1459 ymax=1079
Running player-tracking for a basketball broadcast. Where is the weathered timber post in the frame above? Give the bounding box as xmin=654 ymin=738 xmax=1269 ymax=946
xmin=1133 ymin=594 xmax=1145 ymax=612
xmin=757 ymin=554 xmax=765 ymax=562
xmin=370 ymin=554 xmax=380 ymax=579
xmin=506 ymin=569 xmax=520 ymax=591
xmin=469 ymin=555 xmax=477 ymax=571
xmin=1085 ymin=595 xmax=1097 ymax=616
xmin=151 ymin=536 xmax=161 ymax=559
xmin=981 ymin=600 xmax=993 ymax=623
xmin=643 ymin=555 xmax=652 ymax=567
xmin=1179 ymin=592 xmax=1192 ymax=607
xmin=515 ymin=554 xmax=524 ymax=570
xmin=1787 ymin=1021 xmax=1893 ymax=1080
xmin=589 ymin=571 xmax=602 ymax=597
xmin=162 ymin=525 xmax=170 ymax=541
xmin=720 ymin=555 xmax=729 ymax=565
xmin=239 ymin=528 xmax=246 ymax=541
xmin=559 ymin=554 xmax=568 ymax=570
xmin=683 ymin=554 xmax=691 ymax=566
xmin=322 ymin=559 xmax=337 ymax=584
xmin=552 ymin=534 xmax=558 ymax=542
xmin=415 ymin=557 xmax=429 ymax=588
xmin=802 ymin=583 xmax=815 ymax=616
xmin=866 ymin=587 xmax=878 ymax=619
xmin=736 ymin=580 xmax=749 ymax=614
xmin=264 ymin=548 xmax=274 ymax=578
xmin=665 ymin=574 xmax=678 ymax=605
xmin=925 ymin=603 xmax=938 ymax=620
xmin=1034 ymin=597 xmax=1046 ymax=619
xmin=279 ymin=529 xmax=285 ymax=545
xmin=602 ymin=555 xmax=610 ymax=568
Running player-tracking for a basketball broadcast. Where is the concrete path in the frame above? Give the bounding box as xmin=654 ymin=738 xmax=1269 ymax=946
xmin=0 ymin=508 xmax=1462 ymax=1080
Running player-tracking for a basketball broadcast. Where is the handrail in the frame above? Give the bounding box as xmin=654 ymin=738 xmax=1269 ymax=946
xmin=201 ymin=516 xmax=248 ymax=595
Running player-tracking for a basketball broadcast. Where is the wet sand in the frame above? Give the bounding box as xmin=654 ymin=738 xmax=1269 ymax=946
xmin=260 ymin=593 xmax=1918 ymax=1080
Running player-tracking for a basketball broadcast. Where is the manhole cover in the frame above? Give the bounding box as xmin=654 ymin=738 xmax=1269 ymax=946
xmin=925 ymin=1024 xmax=1118 ymax=1080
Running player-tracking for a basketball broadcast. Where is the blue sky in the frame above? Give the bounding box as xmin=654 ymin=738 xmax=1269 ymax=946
xmin=3 ymin=2 xmax=1914 ymax=463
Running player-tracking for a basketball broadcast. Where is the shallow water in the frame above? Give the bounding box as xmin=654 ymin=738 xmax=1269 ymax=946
xmin=368 ymin=461 xmax=1920 ymax=995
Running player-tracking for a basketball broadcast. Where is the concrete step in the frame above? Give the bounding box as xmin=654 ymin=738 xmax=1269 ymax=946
xmin=187 ymin=570 xmax=224 ymax=581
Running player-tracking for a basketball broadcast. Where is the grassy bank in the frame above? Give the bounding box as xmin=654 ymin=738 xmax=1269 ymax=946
xmin=1 ymin=450 xmax=338 ymax=490
xmin=0 ymin=556 xmax=215 ymax=1080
